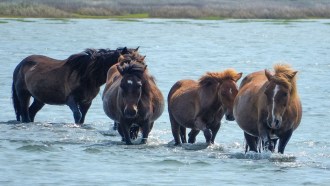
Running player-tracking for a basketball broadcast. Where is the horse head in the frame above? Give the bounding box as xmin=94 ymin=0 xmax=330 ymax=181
xmin=264 ymin=65 xmax=297 ymax=129
xmin=218 ymin=71 xmax=242 ymax=121
xmin=198 ymin=69 xmax=242 ymax=121
xmin=117 ymin=56 xmax=147 ymax=119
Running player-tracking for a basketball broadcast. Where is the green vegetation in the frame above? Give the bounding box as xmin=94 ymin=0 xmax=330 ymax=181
xmin=1 ymin=0 xmax=330 ymax=19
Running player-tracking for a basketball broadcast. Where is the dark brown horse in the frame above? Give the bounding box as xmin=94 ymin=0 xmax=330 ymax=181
xmin=233 ymin=64 xmax=302 ymax=154
xmin=168 ymin=69 xmax=242 ymax=145
xmin=12 ymin=47 xmax=137 ymax=124
xmin=102 ymin=54 xmax=164 ymax=145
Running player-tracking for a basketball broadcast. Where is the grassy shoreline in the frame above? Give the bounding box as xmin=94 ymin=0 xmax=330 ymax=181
xmin=1 ymin=0 xmax=330 ymax=19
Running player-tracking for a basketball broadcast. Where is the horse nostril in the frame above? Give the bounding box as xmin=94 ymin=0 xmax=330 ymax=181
xmin=124 ymin=108 xmax=137 ymax=118
xmin=275 ymin=119 xmax=280 ymax=128
xmin=226 ymin=114 xmax=235 ymax=121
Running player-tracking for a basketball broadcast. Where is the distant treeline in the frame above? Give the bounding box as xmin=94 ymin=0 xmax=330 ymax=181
xmin=1 ymin=0 xmax=330 ymax=19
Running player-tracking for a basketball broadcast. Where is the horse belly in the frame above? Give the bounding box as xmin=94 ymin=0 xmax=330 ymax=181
xmin=234 ymin=91 xmax=259 ymax=136
xmin=171 ymin=101 xmax=196 ymax=129
xmin=102 ymin=88 xmax=121 ymax=121
xmin=25 ymin=73 xmax=68 ymax=104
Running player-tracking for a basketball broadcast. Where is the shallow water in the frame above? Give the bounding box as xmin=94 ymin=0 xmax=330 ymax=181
xmin=0 ymin=18 xmax=330 ymax=185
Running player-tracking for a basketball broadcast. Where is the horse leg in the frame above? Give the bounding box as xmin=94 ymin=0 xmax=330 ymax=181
xmin=113 ymin=121 xmax=119 ymax=130
xmin=130 ymin=124 xmax=140 ymax=140
xmin=272 ymin=139 xmax=278 ymax=151
xmin=209 ymin=123 xmax=221 ymax=144
xmin=180 ymin=126 xmax=187 ymax=143
xmin=169 ymin=113 xmax=181 ymax=145
xmin=203 ymin=128 xmax=212 ymax=144
xmin=140 ymin=121 xmax=151 ymax=144
xmin=29 ymin=99 xmax=45 ymax=122
xmin=116 ymin=121 xmax=125 ymax=141
xmin=278 ymin=129 xmax=293 ymax=154
xmin=195 ymin=117 xmax=212 ymax=144
xmin=78 ymin=102 xmax=92 ymax=124
xmin=66 ymin=96 xmax=82 ymax=124
xmin=244 ymin=132 xmax=258 ymax=153
xmin=119 ymin=120 xmax=132 ymax=145
xmin=188 ymin=129 xmax=200 ymax=144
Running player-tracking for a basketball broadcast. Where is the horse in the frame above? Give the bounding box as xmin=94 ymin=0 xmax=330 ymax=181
xmin=12 ymin=47 xmax=139 ymax=124
xmin=168 ymin=69 xmax=242 ymax=145
xmin=233 ymin=64 xmax=302 ymax=154
xmin=102 ymin=54 xmax=164 ymax=145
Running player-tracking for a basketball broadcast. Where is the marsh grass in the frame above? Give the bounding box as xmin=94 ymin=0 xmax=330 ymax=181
xmin=1 ymin=0 xmax=330 ymax=19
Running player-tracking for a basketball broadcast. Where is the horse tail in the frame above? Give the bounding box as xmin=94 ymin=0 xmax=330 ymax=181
xmin=12 ymin=63 xmax=22 ymax=121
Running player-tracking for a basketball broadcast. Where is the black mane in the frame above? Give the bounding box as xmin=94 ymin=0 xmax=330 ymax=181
xmin=118 ymin=59 xmax=147 ymax=77
xmin=65 ymin=48 xmax=120 ymax=86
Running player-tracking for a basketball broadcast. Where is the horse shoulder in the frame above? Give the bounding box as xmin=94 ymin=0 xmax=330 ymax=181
xmin=286 ymin=97 xmax=302 ymax=130
xmin=103 ymin=81 xmax=122 ymax=121
xmin=103 ymin=67 xmax=120 ymax=97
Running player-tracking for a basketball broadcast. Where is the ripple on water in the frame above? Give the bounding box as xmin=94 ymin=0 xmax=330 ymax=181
xmin=83 ymin=147 xmax=102 ymax=154
xmin=17 ymin=144 xmax=59 ymax=152
xmin=156 ymin=159 xmax=185 ymax=166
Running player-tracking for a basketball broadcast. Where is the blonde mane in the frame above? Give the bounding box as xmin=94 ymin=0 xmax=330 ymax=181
xmin=273 ymin=64 xmax=298 ymax=99
xmin=199 ymin=68 xmax=239 ymax=86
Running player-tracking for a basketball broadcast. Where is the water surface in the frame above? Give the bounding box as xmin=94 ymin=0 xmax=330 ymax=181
xmin=0 ymin=18 xmax=329 ymax=185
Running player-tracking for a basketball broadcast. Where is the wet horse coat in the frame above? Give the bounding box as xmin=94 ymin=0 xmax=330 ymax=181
xmin=233 ymin=64 xmax=302 ymax=153
xmin=12 ymin=47 xmax=133 ymax=124
xmin=168 ymin=69 xmax=242 ymax=145
xmin=102 ymin=55 xmax=164 ymax=145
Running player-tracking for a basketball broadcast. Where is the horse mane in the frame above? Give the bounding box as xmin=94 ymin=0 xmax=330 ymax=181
xmin=65 ymin=48 xmax=117 ymax=80
xmin=272 ymin=64 xmax=298 ymax=99
xmin=118 ymin=58 xmax=146 ymax=75
xmin=198 ymin=68 xmax=239 ymax=86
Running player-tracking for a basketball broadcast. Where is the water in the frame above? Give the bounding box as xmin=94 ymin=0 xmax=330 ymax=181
xmin=0 ymin=18 xmax=330 ymax=185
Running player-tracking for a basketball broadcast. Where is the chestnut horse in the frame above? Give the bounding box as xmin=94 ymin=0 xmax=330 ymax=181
xmin=102 ymin=54 xmax=164 ymax=145
xmin=12 ymin=47 xmax=137 ymax=124
xmin=168 ymin=69 xmax=242 ymax=145
xmin=233 ymin=64 xmax=302 ymax=154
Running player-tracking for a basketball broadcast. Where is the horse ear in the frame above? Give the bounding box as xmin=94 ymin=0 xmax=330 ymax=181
xmin=233 ymin=72 xmax=243 ymax=82
xmin=135 ymin=46 xmax=140 ymax=52
xmin=142 ymin=55 xmax=146 ymax=61
xmin=121 ymin=47 xmax=128 ymax=54
xmin=118 ymin=54 xmax=125 ymax=62
xmin=288 ymin=71 xmax=298 ymax=80
xmin=265 ymin=69 xmax=273 ymax=81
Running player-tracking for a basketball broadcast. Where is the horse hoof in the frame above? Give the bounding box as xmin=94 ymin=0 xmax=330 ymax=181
xmin=140 ymin=138 xmax=148 ymax=144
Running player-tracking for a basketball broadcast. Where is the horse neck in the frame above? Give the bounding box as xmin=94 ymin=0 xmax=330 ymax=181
xmin=198 ymin=83 xmax=221 ymax=111
xmin=141 ymin=74 xmax=153 ymax=99
xmin=88 ymin=57 xmax=118 ymax=87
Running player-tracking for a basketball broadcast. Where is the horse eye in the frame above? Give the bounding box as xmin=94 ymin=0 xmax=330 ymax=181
xmin=283 ymin=92 xmax=288 ymax=97
xmin=137 ymin=82 xmax=142 ymax=88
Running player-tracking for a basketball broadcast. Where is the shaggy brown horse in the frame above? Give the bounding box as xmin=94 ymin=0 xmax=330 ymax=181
xmin=233 ymin=64 xmax=302 ymax=154
xmin=102 ymin=54 xmax=164 ymax=145
xmin=12 ymin=47 xmax=138 ymax=124
xmin=168 ymin=69 xmax=242 ymax=145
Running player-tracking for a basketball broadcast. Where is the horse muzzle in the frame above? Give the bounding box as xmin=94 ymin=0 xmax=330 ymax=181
xmin=225 ymin=113 xmax=235 ymax=121
xmin=124 ymin=105 xmax=138 ymax=119
xmin=267 ymin=117 xmax=282 ymax=129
